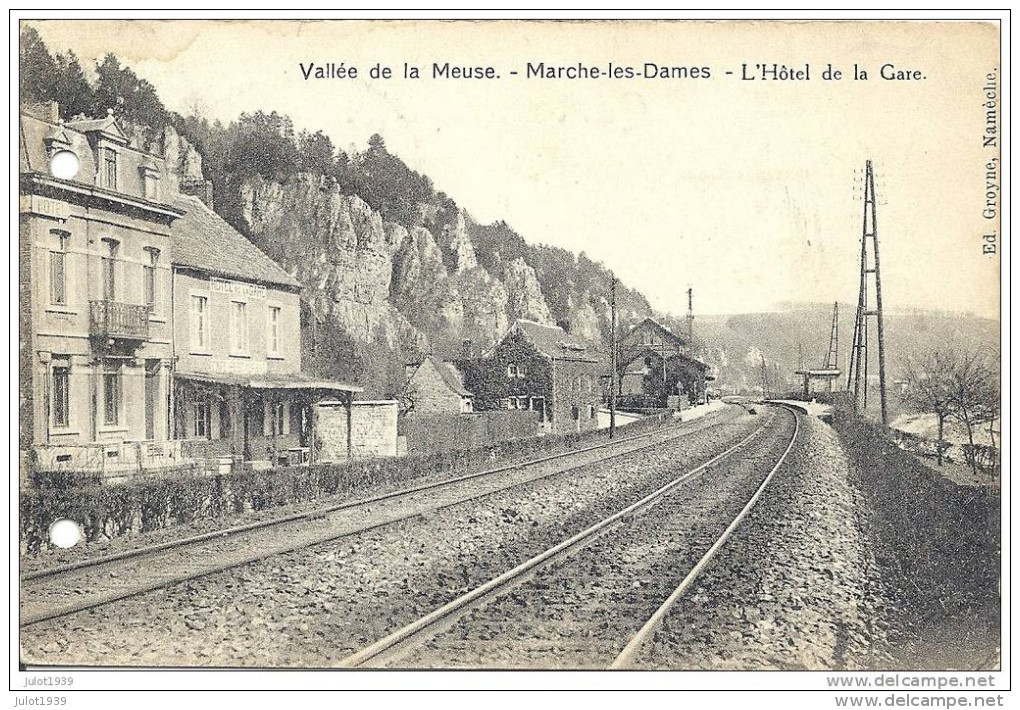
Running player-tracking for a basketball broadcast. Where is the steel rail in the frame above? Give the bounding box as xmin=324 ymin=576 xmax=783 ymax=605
xmin=21 ymin=408 xmax=743 ymax=627
xmin=610 ymin=405 xmax=800 ymax=669
xmin=336 ymin=416 xmax=780 ymax=669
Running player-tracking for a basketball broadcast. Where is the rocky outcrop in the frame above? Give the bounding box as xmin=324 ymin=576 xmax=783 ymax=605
xmin=155 ymin=125 xmax=204 ymax=190
xmin=437 ymin=212 xmax=478 ymax=273
xmin=502 ymin=258 xmax=553 ymax=325
xmin=391 ymin=222 xmax=510 ymax=355
xmin=204 ymin=171 xmax=660 ymax=383
xmin=123 ymin=121 xmax=205 ymax=190
xmin=237 ymin=175 xmax=423 ymax=350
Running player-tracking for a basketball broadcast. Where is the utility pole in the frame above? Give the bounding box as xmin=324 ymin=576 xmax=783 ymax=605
xmin=609 ymin=275 xmax=618 ymax=439
xmin=847 ymin=161 xmax=889 ymax=425
xmin=760 ymin=353 xmax=768 ymax=400
xmin=686 ymin=286 xmax=694 ymax=351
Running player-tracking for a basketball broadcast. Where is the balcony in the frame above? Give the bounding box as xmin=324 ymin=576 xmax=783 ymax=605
xmin=89 ymin=300 xmax=151 ymax=342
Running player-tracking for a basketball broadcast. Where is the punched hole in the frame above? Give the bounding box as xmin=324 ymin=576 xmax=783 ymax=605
xmin=49 ymin=150 xmax=80 ymax=180
xmin=49 ymin=519 xmax=81 ymax=549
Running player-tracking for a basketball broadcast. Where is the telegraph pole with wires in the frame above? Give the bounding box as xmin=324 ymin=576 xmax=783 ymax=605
xmin=686 ymin=286 xmax=694 ymax=350
xmin=847 ymin=160 xmax=889 ymax=425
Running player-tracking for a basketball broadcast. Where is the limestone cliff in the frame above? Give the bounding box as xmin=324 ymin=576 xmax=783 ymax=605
xmin=236 ymin=174 xmax=424 ymax=352
xmin=140 ymin=126 xmax=655 ymax=394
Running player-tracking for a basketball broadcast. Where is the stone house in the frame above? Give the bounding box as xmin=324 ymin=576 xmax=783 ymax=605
xmin=168 ymin=192 xmax=361 ymax=469
xmin=401 ymin=356 xmax=473 ymax=414
xmin=457 ymin=320 xmax=602 ymax=435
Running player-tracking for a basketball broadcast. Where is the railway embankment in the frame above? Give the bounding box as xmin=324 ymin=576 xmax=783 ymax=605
xmin=20 ymin=408 xmax=720 ymax=573
xmin=832 ymin=408 xmax=1000 ymax=670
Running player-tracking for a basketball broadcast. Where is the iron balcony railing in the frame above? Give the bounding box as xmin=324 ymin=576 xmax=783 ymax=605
xmin=89 ymin=300 xmax=151 ymax=341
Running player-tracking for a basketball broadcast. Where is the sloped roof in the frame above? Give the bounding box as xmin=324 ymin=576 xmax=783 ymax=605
xmin=433 ymin=358 xmax=473 ymax=397
xmin=66 ymin=115 xmax=129 ymax=143
xmin=411 ymin=357 xmax=473 ymax=397
xmin=514 ymin=320 xmax=600 ymax=363
xmin=622 ymin=317 xmax=687 ymax=347
xmin=176 ymin=369 xmax=361 ymax=392
xmin=169 ymin=193 xmax=300 ymax=290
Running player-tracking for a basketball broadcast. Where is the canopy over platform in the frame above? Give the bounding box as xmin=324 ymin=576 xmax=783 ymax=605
xmin=794 ymin=368 xmax=842 ymax=395
xmin=794 ymin=369 xmax=841 ymax=379
xmin=175 ymin=370 xmax=362 ymax=394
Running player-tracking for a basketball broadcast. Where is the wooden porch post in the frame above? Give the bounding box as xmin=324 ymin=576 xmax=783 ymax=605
xmin=229 ymin=384 xmax=243 ymax=464
xmin=345 ymin=391 xmax=353 ymax=461
xmin=308 ymin=397 xmax=317 ymax=465
xmin=269 ymin=392 xmax=278 ymax=466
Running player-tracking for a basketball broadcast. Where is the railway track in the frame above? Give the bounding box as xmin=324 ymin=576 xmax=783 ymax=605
xmin=337 ymin=404 xmax=799 ymax=669
xmin=21 ymin=404 xmax=744 ymax=627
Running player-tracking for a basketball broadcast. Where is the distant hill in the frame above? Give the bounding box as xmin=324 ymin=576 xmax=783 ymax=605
xmin=692 ymin=302 xmax=1000 ymax=397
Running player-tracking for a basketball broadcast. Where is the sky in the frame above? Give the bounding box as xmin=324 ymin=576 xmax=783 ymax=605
xmin=28 ymin=20 xmax=1002 ymax=320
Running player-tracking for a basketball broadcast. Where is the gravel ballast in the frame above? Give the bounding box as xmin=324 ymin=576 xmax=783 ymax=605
xmin=638 ymin=412 xmax=878 ymax=670
xmin=392 ymin=408 xmax=795 ymax=669
xmin=22 ymin=409 xmax=765 ymax=667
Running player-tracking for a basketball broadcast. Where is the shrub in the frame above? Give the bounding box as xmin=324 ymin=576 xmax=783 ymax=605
xmin=21 ymin=410 xmax=675 ymax=555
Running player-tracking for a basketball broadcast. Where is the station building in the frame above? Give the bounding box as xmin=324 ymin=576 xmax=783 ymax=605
xmin=20 ymin=104 xmax=184 ymax=476
xmin=617 ymin=317 xmax=709 ymax=407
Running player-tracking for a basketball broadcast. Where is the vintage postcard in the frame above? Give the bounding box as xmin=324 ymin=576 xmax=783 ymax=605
xmin=14 ymin=13 xmax=1005 ymax=698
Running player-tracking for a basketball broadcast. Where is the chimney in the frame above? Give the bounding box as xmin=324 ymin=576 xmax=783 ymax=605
xmin=180 ymin=178 xmax=214 ymax=209
xmin=22 ymin=101 xmax=60 ymax=122
xmin=404 ymin=361 xmax=422 ymax=382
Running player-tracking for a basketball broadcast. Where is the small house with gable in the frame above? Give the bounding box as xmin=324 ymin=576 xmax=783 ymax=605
xmin=617 ymin=317 xmax=709 ymax=407
xmin=456 ymin=319 xmax=602 ymax=435
xmin=402 ymin=356 xmax=474 ymax=414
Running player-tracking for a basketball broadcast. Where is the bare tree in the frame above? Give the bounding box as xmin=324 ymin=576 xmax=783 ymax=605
xmin=971 ymin=362 xmax=1001 ymax=449
xmin=946 ymin=352 xmax=999 ymax=475
xmin=901 ymin=350 xmax=956 ymax=466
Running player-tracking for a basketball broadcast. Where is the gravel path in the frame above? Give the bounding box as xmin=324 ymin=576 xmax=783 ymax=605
xmin=636 ymin=413 xmax=879 ymax=670
xmin=21 ymin=408 xmax=764 ymax=667
xmin=389 ymin=408 xmax=795 ymax=669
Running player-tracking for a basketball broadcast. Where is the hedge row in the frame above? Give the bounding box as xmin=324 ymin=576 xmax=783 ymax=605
xmin=831 ymin=402 xmax=1000 ymax=624
xmin=21 ymin=411 xmax=673 ymax=554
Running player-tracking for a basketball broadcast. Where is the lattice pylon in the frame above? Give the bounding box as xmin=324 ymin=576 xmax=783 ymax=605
xmin=846 ymin=161 xmax=889 ymax=425
xmin=823 ymin=301 xmax=839 ymax=392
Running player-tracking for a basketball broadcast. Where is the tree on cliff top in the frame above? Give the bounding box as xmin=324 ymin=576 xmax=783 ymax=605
xmin=93 ymin=53 xmax=169 ymax=131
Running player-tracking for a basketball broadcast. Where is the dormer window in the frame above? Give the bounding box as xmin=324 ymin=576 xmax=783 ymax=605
xmin=103 ymin=148 xmax=118 ymax=189
xmin=45 ymin=124 xmax=79 ymax=180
